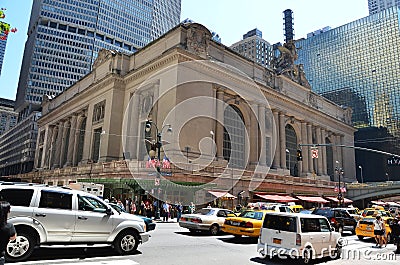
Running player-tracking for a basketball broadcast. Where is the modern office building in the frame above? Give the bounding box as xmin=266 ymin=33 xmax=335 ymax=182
xmin=0 ymin=98 xmax=17 ymax=135
xmin=296 ymin=6 xmax=400 ymax=181
xmin=230 ymin=28 xmax=274 ymax=68
xmin=368 ymin=0 xmax=400 ymax=14
xmin=15 ymin=0 xmax=181 ymax=117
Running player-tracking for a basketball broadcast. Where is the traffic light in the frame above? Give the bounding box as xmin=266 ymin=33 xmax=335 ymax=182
xmin=145 ymin=120 xmax=152 ymax=132
xmin=296 ymin=149 xmax=303 ymax=161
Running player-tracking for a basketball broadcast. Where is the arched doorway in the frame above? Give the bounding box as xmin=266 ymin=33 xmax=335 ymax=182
xmin=223 ymin=105 xmax=245 ymax=169
xmin=285 ymin=124 xmax=298 ymax=176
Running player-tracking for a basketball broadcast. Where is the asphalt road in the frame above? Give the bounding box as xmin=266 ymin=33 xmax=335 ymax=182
xmin=13 ymin=222 xmax=400 ymax=265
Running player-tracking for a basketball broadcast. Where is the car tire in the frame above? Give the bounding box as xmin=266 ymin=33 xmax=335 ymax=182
xmin=113 ymin=230 xmax=139 ymax=255
xmin=357 ymin=235 xmax=364 ymax=240
xmin=333 ymin=244 xmax=342 ymax=259
xmin=338 ymin=226 xmax=344 ymax=235
xmin=302 ymin=248 xmax=313 ymax=264
xmin=5 ymin=228 xmax=36 ymax=262
xmin=210 ymin=224 xmax=219 ymax=236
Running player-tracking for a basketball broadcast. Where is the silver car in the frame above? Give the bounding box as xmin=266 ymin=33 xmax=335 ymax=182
xmin=0 ymin=183 xmax=150 ymax=262
xmin=179 ymin=207 xmax=235 ymax=235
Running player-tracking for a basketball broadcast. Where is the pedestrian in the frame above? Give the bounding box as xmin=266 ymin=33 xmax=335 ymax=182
xmin=162 ymin=201 xmax=170 ymax=222
xmin=116 ymin=200 xmax=124 ymax=210
xmin=0 ymin=201 xmax=17 ymax=265
xmin=176 ymin=202 xmax=183 ymax=222
xmin=373 ymin=215 xmax=384 ymax=248
xmin=189 ymin=202 xmax=195 ymax=214
xmin=131 ymin=201 xmax=137 ymax=214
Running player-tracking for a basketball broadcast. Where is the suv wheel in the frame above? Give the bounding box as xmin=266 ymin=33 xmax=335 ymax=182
xmin=210 ymin=224 xmax=219 ymax=236
xmin=113 ymin=230 xmax=139 ymax=255
xmin=302 ymin=248 xmax=313 ymax=264
xmin=5 ymin=229 xmax=36 ymax=262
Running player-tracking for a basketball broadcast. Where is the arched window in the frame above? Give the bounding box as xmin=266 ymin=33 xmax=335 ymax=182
xmin=285 ymin=124 xmax=298 ymax=176
xmin=223 ymin=105 xmax=245 ymax=168
xmin=326 ymin=138 xmax=334 ymax=181
xmin=76 ymin=117 xmax=87 ymax=165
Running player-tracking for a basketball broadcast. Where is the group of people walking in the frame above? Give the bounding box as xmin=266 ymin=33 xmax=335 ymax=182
xmin=373 ymin=213 xmax=400 ymax=248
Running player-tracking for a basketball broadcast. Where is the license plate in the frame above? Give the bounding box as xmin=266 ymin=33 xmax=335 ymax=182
xmin=231 ymin=222 xmax=240 ymax=226
xmin=273 ymin=238 xmax=281 ymax=244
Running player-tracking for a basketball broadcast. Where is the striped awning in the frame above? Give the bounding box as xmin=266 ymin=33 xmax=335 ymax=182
xmin=208 ymin=190 xmax=236 ymax=199
xmin=297 ymin=196 xmax=329 ymax=203
xmin=326 ymin=196 xmax=353 ymax=204
xmin=255 ymin=194 xmax=298 ymax=203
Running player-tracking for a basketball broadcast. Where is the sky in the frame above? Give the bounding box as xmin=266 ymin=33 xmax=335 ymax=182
xmin=0 ymin=0 xmax=369 ymax=101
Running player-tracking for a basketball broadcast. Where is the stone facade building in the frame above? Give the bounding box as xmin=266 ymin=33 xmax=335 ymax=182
xmin=33 ymin=23 xmax=356 ymax=204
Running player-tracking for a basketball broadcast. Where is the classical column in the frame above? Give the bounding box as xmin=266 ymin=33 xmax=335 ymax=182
xmin=42 ymin=126 xmax=54 ymax=169
xmin=215 ymin=88 xmax=225 ymax=160
xmin=301 ymin=122 xmax=309 ymax=174
xmin=321 ymin=128 xmax=327 ymax=175
xmin=72 ymin=114 xmax=86 ymax=166
xmin=258 ymin=104 xmax=266 ymax=166
xmin=316 ymin=127 xmax=323 ymax=175
xmin=307 ymin=123 xmax=314 ymax=174
xmin=338 ymin=135 xmax=344 ymax=167
xmin=272 ymin=110 xmax=280 ymax=169
xmin=129 ymin=94 xmax=140 ymax=160
xmin=59 ymin=120 xmax=69 ymax=167
xmin=279 ymin=113 xmax=286 ymax=169
xmin=66 ymin=115 xmax=78 ymax=166
xmin=53 ymin=122 xmax=63 ymax=168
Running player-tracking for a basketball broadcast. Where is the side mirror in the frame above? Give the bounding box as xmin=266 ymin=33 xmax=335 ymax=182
xmin=106 ymin=207 xmax=113 ymax=215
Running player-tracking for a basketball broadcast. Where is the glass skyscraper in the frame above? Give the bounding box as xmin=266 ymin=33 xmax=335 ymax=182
xmin=296 ymin=7 xmax=400 ymax=181
xmin=296 ymin=7 xmax=400 ymax=137
xmin=15 ymin=0 xmax=181 ymax=116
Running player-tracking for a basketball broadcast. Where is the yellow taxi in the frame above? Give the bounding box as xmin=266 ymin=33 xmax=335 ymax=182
xmin=356 ymin=215 xmax=394 ymax=242
xmin=289 ymin=205 xmax=304 ymax=213
xmin=222 ymin=210 xmax=268 ymax=237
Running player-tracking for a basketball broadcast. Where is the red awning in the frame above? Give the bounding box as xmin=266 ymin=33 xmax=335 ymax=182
xmin=255 ymin=194 xmax=298 ymax=203
xmin=371 ymin=200 xmax=386 ymax=206
xmin=208 ymin=190 xmax=236 ymax=199
xmin=326 ymin=197 xmax=353 ymax=204
xmin=297 ymin=196 xmax=329 ymax=203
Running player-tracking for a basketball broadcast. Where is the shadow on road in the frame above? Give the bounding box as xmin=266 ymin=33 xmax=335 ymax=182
xmin=27 ymin=247 xmax=141 ymax=261
xmin=217 ymin=236 xmax=258 ymax=245
xmin=174 ymin=231 xmax=214 ymax=237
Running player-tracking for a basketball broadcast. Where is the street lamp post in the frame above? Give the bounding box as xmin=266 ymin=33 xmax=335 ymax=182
xmin=145 ymin=120 xmax=172 ymax=220
xmin=286 ymin=149 xmax=290 ymax=174
xmin=358 ymin=165 xmax=363 ymax=184
xmin=335 ymin=161 xmax=344 ymax=206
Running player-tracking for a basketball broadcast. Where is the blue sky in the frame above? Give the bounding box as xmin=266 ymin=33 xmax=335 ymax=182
xmin=0 ymin=0 xmax=368 ymax=100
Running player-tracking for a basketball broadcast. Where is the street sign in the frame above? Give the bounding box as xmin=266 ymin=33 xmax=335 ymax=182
xmin=311 ymin=149 xmax=319 ymax=158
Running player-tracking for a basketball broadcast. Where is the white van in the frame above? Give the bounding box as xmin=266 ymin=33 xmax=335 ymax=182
xmin=257 ymin=212 xmax=343 ymax=264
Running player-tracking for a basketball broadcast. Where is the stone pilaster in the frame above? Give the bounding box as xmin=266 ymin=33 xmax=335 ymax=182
xmin=272 ymin=110 xmax=280 ymax=169
xmin=258 ymin=104 xmax=266 ymax=166
xmin=279 ymin=113 xmax=286 ymax=169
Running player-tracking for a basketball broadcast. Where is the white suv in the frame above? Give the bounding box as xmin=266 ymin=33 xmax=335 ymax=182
xmin=257 ymin=212 xmax=342 ymax=264
xmin=0 ymin=182 xmax=150 ymax=262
